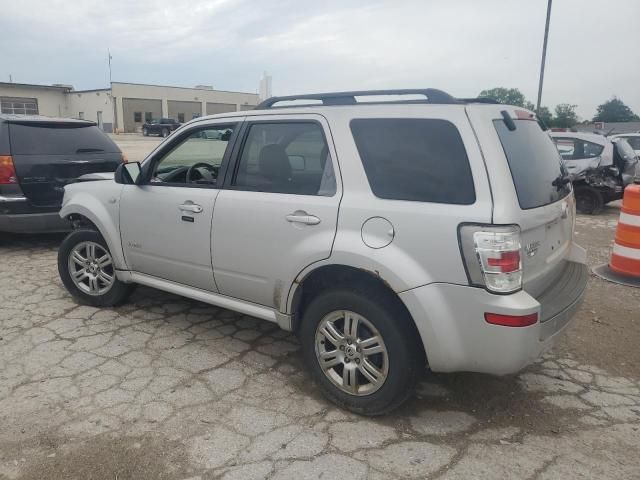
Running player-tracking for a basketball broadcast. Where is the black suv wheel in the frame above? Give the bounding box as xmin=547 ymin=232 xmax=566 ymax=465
xmin=299 ymin=288 xmax=424 ymax=415
xmin=58 ymin=229 xmax=135 ymax=307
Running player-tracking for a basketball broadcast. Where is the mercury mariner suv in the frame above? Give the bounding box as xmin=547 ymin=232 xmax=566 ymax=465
xmin=57 ymin=89 xmax=588 ymax=415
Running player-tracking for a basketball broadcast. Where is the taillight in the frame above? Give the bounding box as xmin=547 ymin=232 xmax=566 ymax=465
xmin=459 ymin=225 xmax=523 ymax=293
xmin=0 ymin=155 xmax=18 ymax=184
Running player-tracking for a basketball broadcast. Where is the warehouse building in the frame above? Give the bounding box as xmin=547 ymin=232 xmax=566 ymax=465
xmin=0 ymin=81 xmax=260 ymax=133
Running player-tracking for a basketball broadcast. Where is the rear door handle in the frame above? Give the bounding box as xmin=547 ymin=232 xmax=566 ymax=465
xmin=286 ymin=212 xmax=321 ymax=225
xmin=179 ymin=203 xmax=203 ymax=213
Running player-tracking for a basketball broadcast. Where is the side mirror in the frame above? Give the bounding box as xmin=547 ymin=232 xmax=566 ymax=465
xmin=114 ymin=162 xmax=142 ymax=185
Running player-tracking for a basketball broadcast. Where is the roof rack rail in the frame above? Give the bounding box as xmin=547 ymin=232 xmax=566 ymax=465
xmin=460 ymin=97 xmax=501 ymax=104
xmin=256 ymin=88 xmax=460 ymax=109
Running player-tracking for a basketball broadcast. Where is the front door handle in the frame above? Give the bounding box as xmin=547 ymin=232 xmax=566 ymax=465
xmin=179 ymin=203 xmax=203 ymax=213
xmin=286 ymin=211 xmax=321 ymax=225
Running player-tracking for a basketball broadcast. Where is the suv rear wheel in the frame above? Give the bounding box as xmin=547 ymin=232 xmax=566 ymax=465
xmin=58 ymin=229 xmax=135 ymax=307
xmin=299 ymin=288 xmax=424 ymax=415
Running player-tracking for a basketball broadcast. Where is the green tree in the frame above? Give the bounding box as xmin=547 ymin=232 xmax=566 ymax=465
xmin=478 ymin=87 xmax=535 ymax=110
xmin=552 ymin=104 xmax=578 ymax=128
xmin=593 ymin=97 xmax=640 ymax=122
xmin=536 ymin=106 xmax=553 ymax=127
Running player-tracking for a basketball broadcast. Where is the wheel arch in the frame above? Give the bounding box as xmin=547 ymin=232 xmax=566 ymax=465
xmin=289 ymin=264 xmax=427 ymax=359
xmin=60 ymin=196 xmax=127 ymax=269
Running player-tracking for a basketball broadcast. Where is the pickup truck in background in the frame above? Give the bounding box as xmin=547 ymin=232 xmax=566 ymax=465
xmin=142 ymin=118 xmax=180 ymax=137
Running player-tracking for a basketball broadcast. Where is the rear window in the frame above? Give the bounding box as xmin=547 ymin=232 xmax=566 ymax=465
xmin=9 ymin=124 xmax=119 ymax=155
xmin=350 ymin=119 xmax=475 ymax=204
xmin=494 ymin=119 xmax=570 ymax=209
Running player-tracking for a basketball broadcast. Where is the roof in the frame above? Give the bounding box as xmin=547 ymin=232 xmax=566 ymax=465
xmin=0 ymin=82 xmax=73 ymax=92
xmin=611 ymin=133 xmax=640 ymax=138
xmin=0 ymin=114 xmax=96 ymax=126
xmin=550 ymin=131 xmax=608 ymax=146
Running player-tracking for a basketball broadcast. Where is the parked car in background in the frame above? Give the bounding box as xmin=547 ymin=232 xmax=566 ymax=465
xmin=142 ymin=118 xmax=180 ymax=137
xmin=611 ymin=133 xmax=640 ymax=157
xmin=0 ymin=115 xmax=125 ymax=233
xmin=57 ymin=89 xmax=587 ymax=415
xmin=550 ymin=132 xmax=638 ymax=214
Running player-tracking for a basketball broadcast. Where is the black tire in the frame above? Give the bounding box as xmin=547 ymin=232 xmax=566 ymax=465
xmin=161 ymin=128 xmax=169 ymax=138
xmin=299 ymin=288 xmax=424 ymax=415
xmin=142 ymin=127 xmax=148 ymax=136
xmin=58 ymin=229 xmax=135 ymax=307
xmin=574 ymin=186 xmax=604 ymax=214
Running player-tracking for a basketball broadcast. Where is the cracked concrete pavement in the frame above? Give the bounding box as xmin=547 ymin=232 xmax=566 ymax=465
xmin=1 ymin=136 xmax=639 ymax=479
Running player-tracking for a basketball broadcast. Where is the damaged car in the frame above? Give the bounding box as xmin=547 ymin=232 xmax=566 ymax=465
xmin=550 ymin=132 xmax=638 ymax=214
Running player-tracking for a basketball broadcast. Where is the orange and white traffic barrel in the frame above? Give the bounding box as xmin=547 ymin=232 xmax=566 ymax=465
xmin=609 ymin=185 xmax=640 ymax=278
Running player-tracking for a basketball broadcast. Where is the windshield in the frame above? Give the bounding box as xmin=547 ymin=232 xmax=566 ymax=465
xmin=494 ymin=119 xmax=571 ymax=210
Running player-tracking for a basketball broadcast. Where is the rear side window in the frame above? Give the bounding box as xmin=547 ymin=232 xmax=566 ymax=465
xmin=552 ymin=137 xmax=604 ymax=160
xmin=9 ymin=124 xmax=120 ymax=155
xmin=494 ymin=120 xmax=570 ymax=210
xmin=350 ymin=119 xmax=475 ymax=204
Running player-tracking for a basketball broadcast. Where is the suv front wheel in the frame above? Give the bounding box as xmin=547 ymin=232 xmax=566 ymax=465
xmin=299 ymin=288 xmax=424 ymax=415
xmin=58 ymin=229 xmax=135 ymax=307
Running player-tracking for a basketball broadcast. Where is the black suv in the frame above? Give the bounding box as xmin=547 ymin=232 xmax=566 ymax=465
xmin=0 ymin=115 xmax=124 ymax=233
xmin=142 ymin=118 xmax=180 ymax=137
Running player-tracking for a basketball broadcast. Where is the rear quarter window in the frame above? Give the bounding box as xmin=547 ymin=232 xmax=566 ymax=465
xmin=350 ymin=118 xmax=475 ymax=204
xmin=9 ymin=124 xmax=120 ymax=155
xmin=494 ymin=120 xmax=570 ymax=210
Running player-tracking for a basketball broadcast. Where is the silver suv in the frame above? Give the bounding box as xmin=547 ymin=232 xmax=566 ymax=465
xmin=57 ymin=89 xmax=588 ymax=415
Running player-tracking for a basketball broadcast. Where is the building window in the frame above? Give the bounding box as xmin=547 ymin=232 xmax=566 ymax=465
xmin=1 ymin=96 xmax=38 ymax=115
xmin=145 ymin=112 xmax=153 ymax=122
xmin=178 ymin=113 xmax=185 ymax=123
xmin=78 ymin=112 xmax=84 ymax=120
xmin=134 ymin=112 xmax=142 ymax=123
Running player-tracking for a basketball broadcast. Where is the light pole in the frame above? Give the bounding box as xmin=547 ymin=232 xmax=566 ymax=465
xmin=536 ymin=0 xmax=552 ymax=113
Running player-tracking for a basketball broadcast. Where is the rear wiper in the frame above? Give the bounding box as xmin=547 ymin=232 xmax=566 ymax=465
xmin=76 ymin=148 xmax=104 ymax=153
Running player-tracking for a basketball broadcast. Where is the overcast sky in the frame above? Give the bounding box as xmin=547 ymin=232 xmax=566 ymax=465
xmin=1 ymin=0 xmax=638 ymax=119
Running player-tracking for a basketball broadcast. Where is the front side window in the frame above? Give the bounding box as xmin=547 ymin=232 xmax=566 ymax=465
xmin=134 ymin=112 xmax=142 ymax=123
xmin=233 ymin=122 xmax=336 ymax=196
xmin=151 ymin=125 xmax=235 ymax=186
xmin=350 ymin=118 xmax=475 ymax=204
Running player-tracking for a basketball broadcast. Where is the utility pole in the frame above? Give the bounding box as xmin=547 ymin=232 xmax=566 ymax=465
xmin=108 ymin=49 xmax=113 ymax=86
xmin=536 ymin=0 xmax=552 ymax=113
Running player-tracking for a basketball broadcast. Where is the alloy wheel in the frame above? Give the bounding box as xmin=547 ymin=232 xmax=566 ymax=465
xmin=67 ymin=241 xmax=115 ymax=296
xmin=315 ymin=310 xmax=389 ymax=396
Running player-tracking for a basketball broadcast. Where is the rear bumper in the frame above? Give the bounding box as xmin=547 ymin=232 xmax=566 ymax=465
xmin=399 ymin=260 xmax=589 ymax=375
xmin=0 ymin=196 xmax=70 ymax=233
